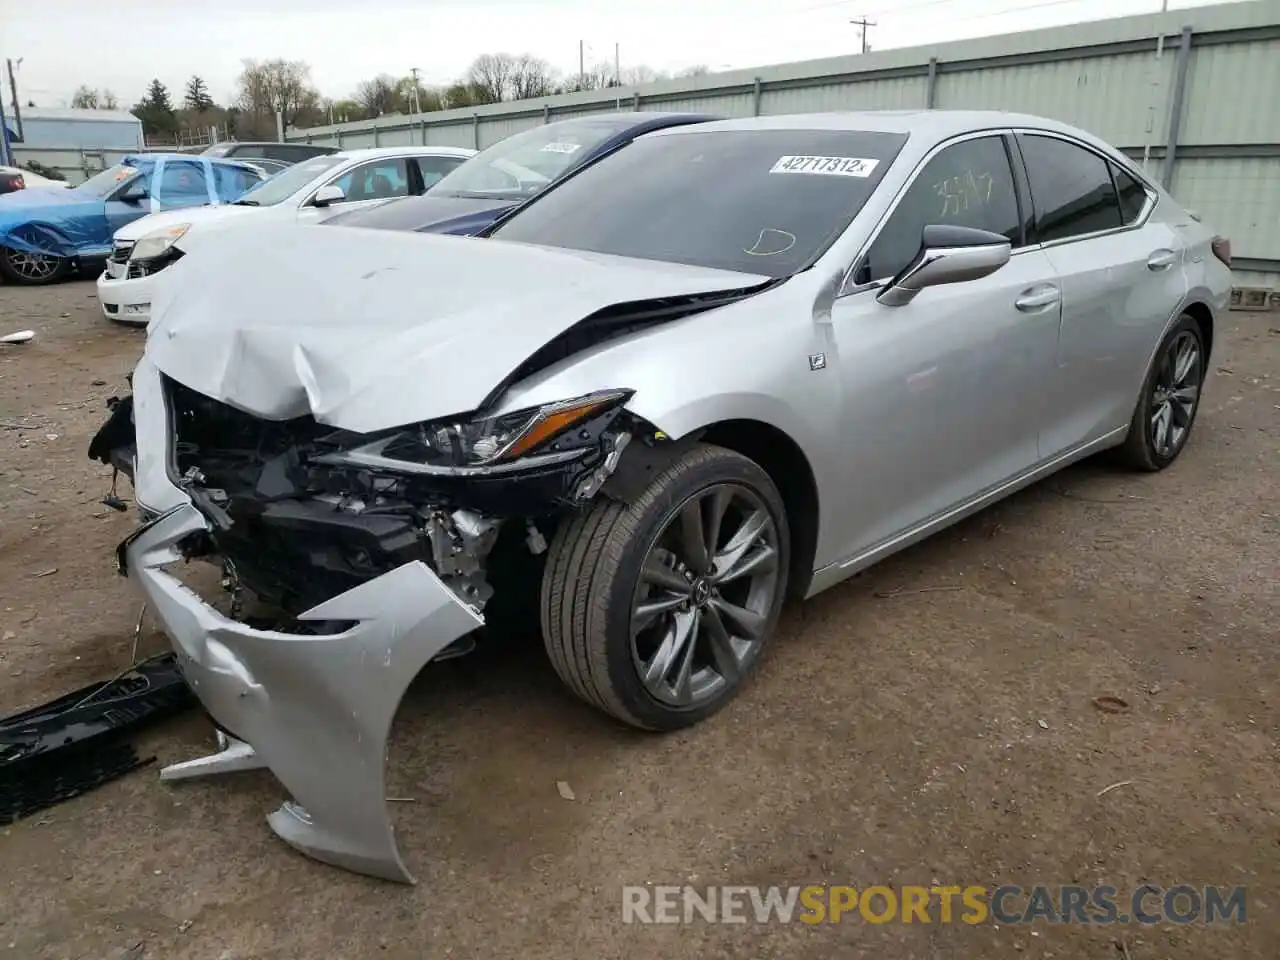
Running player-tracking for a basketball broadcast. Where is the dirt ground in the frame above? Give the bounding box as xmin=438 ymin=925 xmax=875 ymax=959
xmin=0 ymin=277 xmax=1276 ymax=960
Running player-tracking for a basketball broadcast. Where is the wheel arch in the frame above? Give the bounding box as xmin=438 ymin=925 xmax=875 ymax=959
xmin=605 ymin=412 xmax=822 ymax=602
xmin=1180 ymin=299 xmax=1214 ymax=362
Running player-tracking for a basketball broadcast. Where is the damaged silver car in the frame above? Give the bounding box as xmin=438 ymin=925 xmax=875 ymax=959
xmin=88 ymin=111 xmax=1231 ymax=883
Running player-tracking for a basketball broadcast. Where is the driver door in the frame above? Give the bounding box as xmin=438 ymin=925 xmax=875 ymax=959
xmin=825 ymin=132 xmax=1062 ymax=562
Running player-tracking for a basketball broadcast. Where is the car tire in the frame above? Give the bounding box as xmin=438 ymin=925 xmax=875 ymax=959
xmin=0 ymin=246 xmax=71 ymax=285
xmin=1117 ymin=313 xmax=1207 ymax=471
xmin=541 ymin=443 xmax=790 ymax=731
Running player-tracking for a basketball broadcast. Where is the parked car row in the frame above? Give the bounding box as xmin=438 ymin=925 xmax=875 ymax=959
xmin=87 ymin=110 xmax=1231 ymax=885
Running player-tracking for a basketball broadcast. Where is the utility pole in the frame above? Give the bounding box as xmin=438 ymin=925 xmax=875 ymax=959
xmin=615 ymin=43 xmax=622 ymax=108
xmin=6 ymin=58 xmax=23 ymax=142
xmin=409 ymin=67 xmax=423 ymax=114
xmin=849 ymin=16 xmax=875 ymax=54
xmin=579 ymin=40 xmax=585 ymax=91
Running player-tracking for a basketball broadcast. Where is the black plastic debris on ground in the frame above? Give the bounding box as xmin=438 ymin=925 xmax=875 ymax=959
xmin=0 ymin=653 xmax=195 ymax=825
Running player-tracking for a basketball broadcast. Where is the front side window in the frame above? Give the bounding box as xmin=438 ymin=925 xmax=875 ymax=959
xmin=327 ymin=158 xmax=410 ymax=202
xmin=78 ymin=163 xmax=149 ymax=199
xmin=155 ymin=160 xmax=210 ymax=205
xmin=859 ymin=135 xmax=1022 ymax=283
xmin=432 ymin=119 xmax=639 ymax=200
xmin=1018 ymin=134 xmax=1122 ymax=242
xmin=491 ymin=128 xmax=908 ymax=278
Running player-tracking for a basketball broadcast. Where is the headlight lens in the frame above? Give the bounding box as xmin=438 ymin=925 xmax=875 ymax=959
xmin=313 ymin=389 xmax=631 ymax=476
xmin=130 ymin=223 xmax=190 ymax=261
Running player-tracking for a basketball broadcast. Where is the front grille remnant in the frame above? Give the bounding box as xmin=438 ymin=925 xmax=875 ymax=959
xmin=108 ymin=241 xmax=134 ymax=264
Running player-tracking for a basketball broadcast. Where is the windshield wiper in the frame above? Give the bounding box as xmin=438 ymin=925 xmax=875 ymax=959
xmin=233 ymin=199 xmax=260 ymax=206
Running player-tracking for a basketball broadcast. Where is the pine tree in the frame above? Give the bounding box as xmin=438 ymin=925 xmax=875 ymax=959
xmin=184 ymin=76 xmax=214 ymax=112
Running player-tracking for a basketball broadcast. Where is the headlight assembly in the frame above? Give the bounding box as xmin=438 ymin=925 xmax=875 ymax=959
xmin=312 ymin=389 xmax=632 ymax=476
xmin=130 ymin=223 xmax=190 ymax=261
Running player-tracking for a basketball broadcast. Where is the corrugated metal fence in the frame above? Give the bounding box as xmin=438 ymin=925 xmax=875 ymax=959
xmin=289 ymin=0 xmax=1280 ymax=297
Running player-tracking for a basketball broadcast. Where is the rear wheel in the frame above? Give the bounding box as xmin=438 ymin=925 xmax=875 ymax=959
xmin=541 ymin=444 xmax=790 ymax=730
xmin=1117 ymin=313 xmax=1206 ymax=471
xmin=0 ymin=246 xmax=71 ymax=285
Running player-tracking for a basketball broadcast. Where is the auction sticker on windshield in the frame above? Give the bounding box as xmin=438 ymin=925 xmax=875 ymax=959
xmin=770 ymin=156 xmax=879 ymax=177
xmin=541 ymin=142 xmax=583 ymax=154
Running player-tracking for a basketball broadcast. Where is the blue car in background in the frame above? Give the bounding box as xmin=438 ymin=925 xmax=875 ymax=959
xmin=323 ymin=111 xmax=719 ymax=236
xmin=0 ymin=153 xmax=265 ymax=285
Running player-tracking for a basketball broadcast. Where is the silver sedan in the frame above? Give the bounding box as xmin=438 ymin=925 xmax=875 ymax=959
xmin=94 ymin=109 xmax=1232 ymax=882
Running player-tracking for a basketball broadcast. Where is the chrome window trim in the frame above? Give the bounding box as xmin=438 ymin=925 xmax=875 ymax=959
xmin=837 ymin=127 xmax=1024 ymax=298
xmin=1008 ymin=127 xmax=1157 ymax=249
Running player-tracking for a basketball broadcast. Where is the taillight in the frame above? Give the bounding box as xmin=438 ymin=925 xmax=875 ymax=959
xmin=1211 ymin=236 xmax=1231 ymax=267
xmin=13 ymin=175 xmax=23 ymax=189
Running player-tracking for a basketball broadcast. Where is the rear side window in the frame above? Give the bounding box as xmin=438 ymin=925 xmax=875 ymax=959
xmin=156 ymin=160 xmax=209 ymax=204
xmin=213 ymin=164 xmax=263 ymax=200
xmin=1017 ymin=134 xmax=1122 ymax=242
xmin=860 ymin=135 xmax=1022 ymax=283
xmin=1111 ymin=164 xmax=1150 ymax=225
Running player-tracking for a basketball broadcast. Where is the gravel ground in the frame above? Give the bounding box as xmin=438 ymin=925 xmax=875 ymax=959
xmin=0 ymin=278 xmax=1277 ymax=960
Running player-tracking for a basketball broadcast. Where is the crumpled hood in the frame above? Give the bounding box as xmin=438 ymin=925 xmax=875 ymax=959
xmin=146 ymin=221 xmax=768 ymax=433
xmin=115 ymin=204 xmax=251 ymax=242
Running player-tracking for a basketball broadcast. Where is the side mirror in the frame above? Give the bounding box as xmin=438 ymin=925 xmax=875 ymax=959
xmin=119 ymin=186 xmax=148 ymax=204
xmin=312 ymin=184 xmax=345 ymax=208
xmin=876 ymin=224 xmax=1011 ymax=307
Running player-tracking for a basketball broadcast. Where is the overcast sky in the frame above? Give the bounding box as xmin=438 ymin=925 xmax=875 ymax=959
xmin=0 ymin=0 xmax=1239 ymax=109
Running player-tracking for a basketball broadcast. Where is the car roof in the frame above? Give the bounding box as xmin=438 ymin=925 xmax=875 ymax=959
xmin=333 ymin=146 xmax=478 ymax=160
xmin=119 ymin=152 xmax=262 ymax=169
xmin=641 ymin=109 xmax=1107 ymax=147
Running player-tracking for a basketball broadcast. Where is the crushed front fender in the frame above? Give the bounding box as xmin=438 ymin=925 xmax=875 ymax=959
xmin=122 ymin=501 xmax=483 ymax=883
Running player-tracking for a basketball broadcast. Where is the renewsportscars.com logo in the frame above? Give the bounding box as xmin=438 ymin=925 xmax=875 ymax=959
xmin=622 ymin=884 xmax=1247 ymax=925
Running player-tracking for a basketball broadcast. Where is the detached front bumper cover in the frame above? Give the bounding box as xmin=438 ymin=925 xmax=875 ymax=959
xmin=121 ymin=500 xmax=483 ymax=883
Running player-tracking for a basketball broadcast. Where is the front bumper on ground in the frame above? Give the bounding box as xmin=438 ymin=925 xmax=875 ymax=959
xmin=122 ymin=502 xmax=483 ymax=883
xmin=118 ymin=356 xmax=485 ymax=883
xmin=97 ymin=261 xmax=156 ymax=326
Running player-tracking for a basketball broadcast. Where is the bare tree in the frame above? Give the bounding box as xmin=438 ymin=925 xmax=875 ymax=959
xmin=354 ymin=74 xmax=399 ymax=118
xmin=70 ymin=85 xmax=100 ymax=109
xmin=235 ymin=58 xmax=321 ymax=135
xmin=510 ymin=54 xmax=558 ymax=100
xmin=620 ymin=65 xmax=666 ymax=85
xmin=102 ymin=89 xmax=120 ymax=110
xmin=465 ymin=53 xmax=518 ymax=104
xmin=676 ymin=64 xmax=711 ymax=78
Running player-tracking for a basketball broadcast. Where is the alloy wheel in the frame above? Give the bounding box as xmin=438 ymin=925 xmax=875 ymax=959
xmin=1149 ymin=329 xmax=1203 ymax=459
xmin=629 ymin=483 xmax=782 ymax=708
xmin=5 ymin=247 xmax=60 ymax=282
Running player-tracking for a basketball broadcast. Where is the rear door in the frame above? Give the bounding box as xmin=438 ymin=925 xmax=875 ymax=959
xmin=1013 ymin=131 xmax=1187 ymax=457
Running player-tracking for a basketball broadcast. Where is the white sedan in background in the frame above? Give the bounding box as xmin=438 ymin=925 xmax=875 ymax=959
xmin=97 ymin=145 xmax=476 ymax=325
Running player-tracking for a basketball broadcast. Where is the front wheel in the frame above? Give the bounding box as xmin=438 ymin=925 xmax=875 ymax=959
xmin=1117 ymin=313 xmax=1207 ymax=471
xmin=541 ymin=444 xmax=790 ymax=731
xmin=0 ymin=246 xmax=71 ymax=285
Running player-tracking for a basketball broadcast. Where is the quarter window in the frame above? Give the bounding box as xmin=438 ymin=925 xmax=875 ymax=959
xmin=1112 ymin=164 xmax=1150 ymax=225
xmin=1017 ymin=134 xmax=1122 ymax=242
xmin=414 ymin=155 xmax=467 ymax=189
xmin=860 ymin=135 xmax=1022 ymax=283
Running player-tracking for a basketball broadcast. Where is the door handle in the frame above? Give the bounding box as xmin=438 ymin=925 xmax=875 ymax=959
xmin=1015 ymin=285 xmax=1061 ymax=311
xmin=1147 ymin=249 xmax=1178 ymax=270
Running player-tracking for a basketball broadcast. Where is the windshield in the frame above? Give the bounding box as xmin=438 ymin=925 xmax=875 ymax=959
xmin=490 ymin=128 xmax=908 ymax=278
xmin=432 ymin=119 xmax=635 ymax=200
xmin=233 ymin=155 xmax=344 ymax=206
xmin=75 ymin=162 xmax=145 ymax=198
